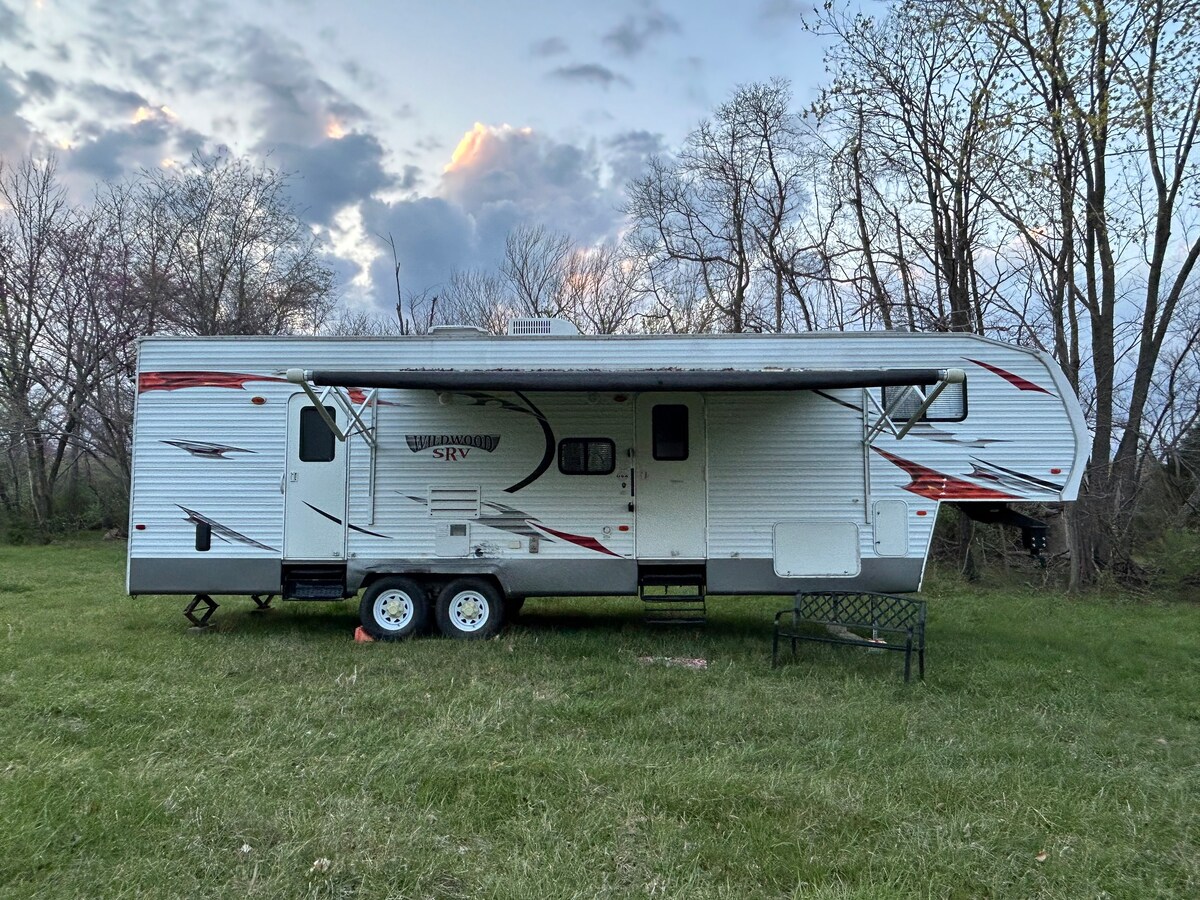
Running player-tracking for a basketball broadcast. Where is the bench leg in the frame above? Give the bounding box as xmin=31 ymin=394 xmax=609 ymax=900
xmin=772 ymin=629 xmax=780 ymax=667
xmin=919 ymin=646 xmax=925 ymax=680
xmin=903 ymin=639 xmax=913 ymax=683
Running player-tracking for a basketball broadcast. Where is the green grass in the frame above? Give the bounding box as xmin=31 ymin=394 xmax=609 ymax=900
xmin=1 ymin=539 xmax=1197 ymax=899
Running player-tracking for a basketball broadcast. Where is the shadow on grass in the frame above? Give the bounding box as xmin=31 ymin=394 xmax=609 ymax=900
xmin=161 ymin=593 xmax=783 ymax=651
xmin=186 ymin=599 xmax=358 ymax=639
xmin=514 ymin=599 xmax=780 ymax=641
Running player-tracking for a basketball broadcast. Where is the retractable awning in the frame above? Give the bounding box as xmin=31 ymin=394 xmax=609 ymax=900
xmin=287 ymin=367 xmax=962 ymax=393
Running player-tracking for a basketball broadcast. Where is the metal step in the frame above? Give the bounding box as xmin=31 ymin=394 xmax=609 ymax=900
xmin=639 ymin=580 xmax=707 ymax=625
xmin=282 ymin=566 xmax=346 ymax=600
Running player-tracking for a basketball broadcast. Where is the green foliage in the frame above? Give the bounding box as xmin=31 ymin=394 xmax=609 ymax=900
xmin=1140 ymin=528 xmax=1200 ymax=599
xmin=1 ymin=539 xmax=1197 ymax=898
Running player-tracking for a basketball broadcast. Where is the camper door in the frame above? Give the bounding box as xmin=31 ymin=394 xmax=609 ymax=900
xmin=284 ymin=394 xmax=348 ymax=560
xmin=635 ymin=393 xmax=707 ymax=559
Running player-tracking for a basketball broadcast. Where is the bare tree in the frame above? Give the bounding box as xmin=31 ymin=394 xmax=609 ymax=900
xmin=807 ymin=0 xmax=1200 ymax=587
xmin=810 ymin=4 xmax=1017 ymax=334
xmin=0 ymin=156 xmax=74 ymax=527
xmin=556 ymin=242 xmax=642 ymax=334
xmin=500 ymin=224 xmax=572 ymax=319
xmin=139 ymin=151 xmax=336 ymax=336
xmin=437 ymin=269 xmax=513 ymax=335
xmin=625 ymin=79 xmax=816 ymax=333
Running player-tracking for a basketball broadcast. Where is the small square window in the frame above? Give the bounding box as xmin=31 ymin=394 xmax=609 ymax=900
xmin=299 ymin=406 xmax=337 ymax=462
xmin=558 ymin=438 xmax=616 ymax=475
xmin=652 ymin=404 xmax=689 ymax=460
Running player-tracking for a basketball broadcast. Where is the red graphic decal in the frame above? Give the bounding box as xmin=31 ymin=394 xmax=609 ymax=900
xmin=139 ymin=371 xmax=287 ymax=394
xmin=964 ymin=358 xmax=1051 ymax=394
xmin=873 ymin=447 xmax=1017 ymax=500
xmin=530 ymin=522 xmax=622 ymax=557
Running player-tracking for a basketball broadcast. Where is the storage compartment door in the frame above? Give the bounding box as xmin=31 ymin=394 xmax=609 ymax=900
xmin=872 ymin=499 xmax=909 ymax=557
xmin=774 ymin=522 xmax=860 ymax=577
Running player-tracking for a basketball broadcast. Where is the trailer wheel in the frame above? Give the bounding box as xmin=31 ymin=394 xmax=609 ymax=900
xmin=360 ymin=577 xmax=429 ymax=640
xmin=435 ymin=578 xmax=504 ymax=639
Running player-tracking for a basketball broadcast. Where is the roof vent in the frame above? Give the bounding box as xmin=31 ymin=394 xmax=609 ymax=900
xmin=430 ymin=325 xmax=486 ymax=336
xmin=507 ymin=317 xmax=578 ymax=336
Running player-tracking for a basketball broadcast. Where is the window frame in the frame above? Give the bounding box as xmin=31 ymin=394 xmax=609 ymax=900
xmin=651 ymin=403 xmax=690 ymax=461
xmin=298 ymin=405 xmax=338 ymax=462
xmin=557 ymin=437 xmax=617 ymax=476
xmin=879 ymin=381 xmax=968 ymax=424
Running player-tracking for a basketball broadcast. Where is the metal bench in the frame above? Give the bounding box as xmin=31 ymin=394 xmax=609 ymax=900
xmin=773 ymin=591 xmax=927 ymax=682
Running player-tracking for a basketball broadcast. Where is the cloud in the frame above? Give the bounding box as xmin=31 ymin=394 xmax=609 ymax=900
xmin=606 ymin=129 xmax=667 ymax=187
xmin=266 ymin=132 xmax=396 ymax=223
xmin=0 ymin=2 xmax=30 ymax=50
xmin=0 ymin=67 xmax=34 ymax=160
xmin=440 ymin=124 xmax=615 ymax=233
xmin=76 ymin=82 xmax=149 ymax=118
xmin=602 ymin=6 xmax=681 ymax=58
xmin=530 ymin=36 xmax=568 ymax=58
xmin=65 ymin=114 xmax=208 ymax=181
xmin=23 ymin=70 xmax=58 ymax=103
xmin=757 ymin=0 xmax=806 ymax=27
xmin=348 ymin=123 xmax=629 ymax=308
xmin=360 ymin=195 xmax=478 ymax=299
xmin=547 ymin=64 xmax=631 ymax=91
xmin=398 ymin=164 xmax=422 ymax=191
xmin=233 ymin=27 xmax=370 ymax=145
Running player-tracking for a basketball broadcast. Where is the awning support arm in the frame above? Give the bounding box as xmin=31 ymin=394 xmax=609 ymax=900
xmin=863 ymin=367 xmax=965 ymax=445
xmin=285 ymin=368 xmax=377 ymax=448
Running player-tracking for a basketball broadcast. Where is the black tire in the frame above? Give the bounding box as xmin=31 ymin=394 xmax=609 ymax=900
xmin=435 ymin=578 xmax=504 ymax=640
xmin=360 ymin=576 xmax=429 ymax=640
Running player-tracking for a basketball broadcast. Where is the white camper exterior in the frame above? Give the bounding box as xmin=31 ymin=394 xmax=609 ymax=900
xmin=127 ymin=327 xmax=1088 ymax=636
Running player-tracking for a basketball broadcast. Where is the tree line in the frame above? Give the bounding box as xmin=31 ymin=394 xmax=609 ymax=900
xmin=3 ymin=0 xmax=1197 ymax=590
xmin=0 ymin=152 xmax=335 ymax=536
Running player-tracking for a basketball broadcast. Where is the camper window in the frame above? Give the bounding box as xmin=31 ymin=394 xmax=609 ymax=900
xmin=299 ymin=405 xmax=337 ymax=461
xmin=652 ymin=404 xmax=689 ymax=460
xmin=558 ymin=438 xmax=616 ymax=475
xmin=881 ymin=382 xmax=967 ymax=423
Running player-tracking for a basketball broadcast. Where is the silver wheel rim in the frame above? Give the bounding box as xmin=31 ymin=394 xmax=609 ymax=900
xmin=448 ymin=591 xmax=490 ymax=633
xmin=373 ymin=589 xmax=415 ymax=631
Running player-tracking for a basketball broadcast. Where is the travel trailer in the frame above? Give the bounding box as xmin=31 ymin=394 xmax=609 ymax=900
xmin=127 ymin=321 xmax=1089 ymax=638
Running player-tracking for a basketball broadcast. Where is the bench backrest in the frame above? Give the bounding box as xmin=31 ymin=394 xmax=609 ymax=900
xmin=795 ymin=591 xmax=925 ymax=633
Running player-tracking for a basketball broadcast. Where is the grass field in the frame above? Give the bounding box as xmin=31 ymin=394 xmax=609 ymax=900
xmin=1 ymin=539 xmax=1197 ymax=899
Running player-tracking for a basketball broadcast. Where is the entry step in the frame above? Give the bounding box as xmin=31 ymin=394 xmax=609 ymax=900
xmin=640 ymin=583 xmax=707 ymax=625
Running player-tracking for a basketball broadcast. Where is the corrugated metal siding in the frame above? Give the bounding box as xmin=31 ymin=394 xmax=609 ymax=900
xmin=130 ymin=333 xmax=1087 ymax=574
xmin=708 ymin=391 xmax=868 ymax=558
xmin=129 ymin=385 xmax=291 ymax=559
xmin=347 ymin=392 xmax=635 ymax=561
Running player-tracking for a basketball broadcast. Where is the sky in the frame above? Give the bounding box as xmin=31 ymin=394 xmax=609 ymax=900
xmin=0 ymin=0 xmax=832 ymax=313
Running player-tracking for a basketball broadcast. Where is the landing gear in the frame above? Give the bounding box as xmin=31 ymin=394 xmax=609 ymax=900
xmin=183 ymin=594 xmax=218 ymax=628
xmin=250 ymin=594 xmax=275 ymax=612
xmin=360 ymin=576 xmax=430 ymax=640
xmin=435 ymin=578 xmax=504 ymax=640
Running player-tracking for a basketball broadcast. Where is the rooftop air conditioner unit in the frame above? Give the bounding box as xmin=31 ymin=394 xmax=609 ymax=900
xmin=507 ymin=318 xmax=579 ymax=336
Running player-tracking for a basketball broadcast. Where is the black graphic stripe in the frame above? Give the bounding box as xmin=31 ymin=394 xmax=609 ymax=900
xmin=303 ymin=502 xmax=391 ymax=539
xmin=813 ymin=390 xmax=862 ymax=412
xmin=504 ymin=391 xmax=555 ymax=493
xmin=178 ymin=506 xmax=277 ymax=552
xmin=971 ymin=459 xmax=1064 ymax=491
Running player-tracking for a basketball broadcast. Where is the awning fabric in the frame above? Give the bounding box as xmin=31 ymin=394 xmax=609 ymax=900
xmin=298 ymin=368 xmax=955 ymax=392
